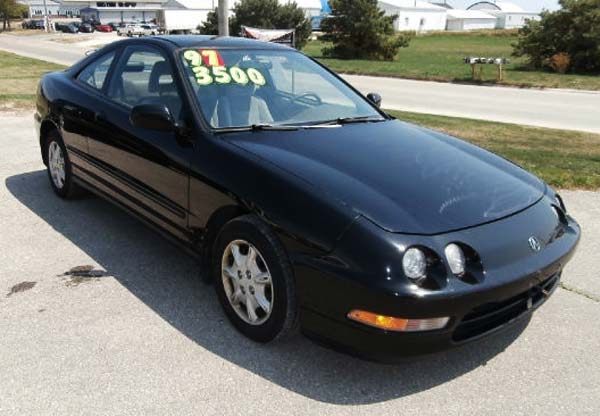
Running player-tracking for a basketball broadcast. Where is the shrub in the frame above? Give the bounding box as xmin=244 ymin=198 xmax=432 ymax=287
xmin=512 ymin=0 xmax=600 ymax=73
xmin=320 ymin=0 xmax=411 ymax=61
xmin=550 ymin=52 xmax=571 ymax=74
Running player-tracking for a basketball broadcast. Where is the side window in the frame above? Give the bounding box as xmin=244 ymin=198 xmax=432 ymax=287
xmin=77 ymin=51 xmax=115 ymax=90
xmin=107 ymin=46 xmax=183 ymax=121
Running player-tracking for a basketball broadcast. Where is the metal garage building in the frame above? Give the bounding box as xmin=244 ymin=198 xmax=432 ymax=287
xmin=467 ymin=1 xmax=539 ymax=29
xmin=446 ymin=9 xmax=496 ymax=31
xmin=59 ymin=0 xmax=167 ymax=23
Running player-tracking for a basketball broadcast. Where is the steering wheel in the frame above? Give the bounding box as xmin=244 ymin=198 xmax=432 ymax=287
xmin=291 ymin=92 xmax=322 ymax=106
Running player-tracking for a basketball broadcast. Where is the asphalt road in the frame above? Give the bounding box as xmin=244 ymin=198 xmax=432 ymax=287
xmin=1 ymin=113 xmax=599 ymax=415
xmin=1 ymin=32 xmax=599 ymax=133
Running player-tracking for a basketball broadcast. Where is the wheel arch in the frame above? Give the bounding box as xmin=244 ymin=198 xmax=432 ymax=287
xmin=199 ymin=204 xmax=250 ymax=281
xmin=40 ymin=118 xmax=60 ymax=166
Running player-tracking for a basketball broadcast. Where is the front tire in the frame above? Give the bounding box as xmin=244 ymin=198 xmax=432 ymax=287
xmin=213 ymin=215 xmax=298 ymax=342
xmin=45 ymin=130 xmax=80 ymax=198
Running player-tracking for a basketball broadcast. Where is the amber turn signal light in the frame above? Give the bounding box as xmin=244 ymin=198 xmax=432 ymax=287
xmin=347 ymin=310 xmax=449 ymax=332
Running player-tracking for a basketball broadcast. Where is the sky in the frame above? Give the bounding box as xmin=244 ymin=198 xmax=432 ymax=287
xmin=438 ymin=1 xmax=561 ymax=12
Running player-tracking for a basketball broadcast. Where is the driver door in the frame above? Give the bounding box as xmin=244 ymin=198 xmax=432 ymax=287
xmin=86 ymin=45 xmax=192 ymax=241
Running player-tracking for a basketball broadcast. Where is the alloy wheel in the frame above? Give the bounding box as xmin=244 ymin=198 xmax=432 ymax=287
xmin=221 ymin=239 xmax=273 ymax=325
xmin=48 ymin=141 xmax=66 ymax=189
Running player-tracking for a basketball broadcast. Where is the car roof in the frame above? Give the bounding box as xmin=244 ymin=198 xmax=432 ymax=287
xmin=151 ymin=35 xmax=294 ymax=51
xmin=69 ymin=36 xmax=297 ymax=75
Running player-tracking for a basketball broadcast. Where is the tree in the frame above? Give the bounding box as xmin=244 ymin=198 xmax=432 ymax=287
xmin=199 ymin=8 xmax=219 ymax=35
xmin=513 ymin=0 xmax=600 ymax=73
xmin=0 ymin=0 xmax=27 ymax=31
xmin=320 ymin=0 xmax=410 ymax=61
xmin=200 ymin=0 xmax=312 ymax=49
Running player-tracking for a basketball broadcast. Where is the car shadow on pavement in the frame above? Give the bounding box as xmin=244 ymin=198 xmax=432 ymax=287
xmin=6 ymin=170 xmax=530 ymax=405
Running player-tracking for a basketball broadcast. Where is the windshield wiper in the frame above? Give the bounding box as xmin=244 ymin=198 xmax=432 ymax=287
xmin=335 ymin=116 xmax=387 ymax=124
xmin=214 ymin=124 xmax=300 ymax=134
xmin=251 ymin=124 xmax=301 ymax=131
xmin=316 ymin=116 xmax=387 ymax=126
xmin=214 ymin=123 xmax=342 ymax=134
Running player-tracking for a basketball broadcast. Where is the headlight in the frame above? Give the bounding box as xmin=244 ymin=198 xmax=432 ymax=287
xmin=402 ymin=247 xmax=426 ymax=281
xmin=445 ymin=243 xmax=465 ymax=275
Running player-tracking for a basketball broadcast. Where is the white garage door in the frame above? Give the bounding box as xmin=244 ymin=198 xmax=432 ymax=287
xmin=99 ymin=11 xmax=121 ymax=23
xmin=122 ymin=10 xmax=157 ymax=23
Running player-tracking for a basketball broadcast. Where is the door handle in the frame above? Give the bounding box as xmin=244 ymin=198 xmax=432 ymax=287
xmin=94 ymin=111 xmax=105 ymax=123
xmin=63 ymin=104 xmax=83 ymax=117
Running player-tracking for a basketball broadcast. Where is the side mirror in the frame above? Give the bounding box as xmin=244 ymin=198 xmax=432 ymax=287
xmin=366 ymin=92 xmax=382 ymax=108
xmin=130 ymin=104 xmax=174 ymax=132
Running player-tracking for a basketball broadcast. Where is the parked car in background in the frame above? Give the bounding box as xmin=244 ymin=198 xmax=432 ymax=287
xmin=22 ymin=19 xmax=45 ymax=29
xmin=93 ymin=22 xmax=113 ymax=32
xmin=107 ymin=22 xmax=120 ymax=31
xmin=140 ymin=24 xmax=159 ymax=36
xmin=79 ymin=22 xmax=95 ymax=33
xmin=57 ymin=23 xmax=79 ymax=33
xmin=117 ymin=24 xmax=144 ymax=37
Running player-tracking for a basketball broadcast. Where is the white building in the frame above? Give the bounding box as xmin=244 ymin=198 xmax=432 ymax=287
xmin=18 ymin=0 xmax=61 ymax=17
xmin=162 ymin=0 xmax=215 ymax=15
xmin=467 ymin=1 xmax=539 ymax=29
xmin=446 ymin=9 xmax=496 ymax=31
xmin=378 ymin=1 xmax=447 ymax=32
xmin=58 ymin=0 xmax=167 ymax=22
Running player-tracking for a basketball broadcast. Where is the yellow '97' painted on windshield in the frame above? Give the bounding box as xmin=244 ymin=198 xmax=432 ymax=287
xmin=183 ymin=49 xmax=266 ymax=87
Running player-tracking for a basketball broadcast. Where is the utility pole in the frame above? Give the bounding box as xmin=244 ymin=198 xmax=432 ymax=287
xmin=42 ymin=0 xmax=49 ymax=32
xmin=218 ymin=0 xmax=229 ymax=36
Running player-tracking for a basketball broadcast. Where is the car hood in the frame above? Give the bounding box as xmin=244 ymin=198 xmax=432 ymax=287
xmin=227 ymin=120 xmax=545 ymax=235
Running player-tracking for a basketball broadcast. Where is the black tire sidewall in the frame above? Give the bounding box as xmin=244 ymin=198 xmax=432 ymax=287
xmin=212 ymin=216 xmax=296 ymax=343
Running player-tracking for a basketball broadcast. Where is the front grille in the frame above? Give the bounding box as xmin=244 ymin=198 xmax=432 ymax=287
xmin=452 ymin=274 xmax=559 ymax=342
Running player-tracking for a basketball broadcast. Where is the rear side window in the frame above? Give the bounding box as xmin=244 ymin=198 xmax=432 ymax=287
xmin=77 ymin=51 xmax=115 ymax=90
xmin=106 ymin=46 xmax=183 ymax=121
xmin=107 ymin=48 xmax=168 ymax=108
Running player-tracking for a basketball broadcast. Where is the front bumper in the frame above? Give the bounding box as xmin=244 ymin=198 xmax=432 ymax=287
xmin=300 ymin=271 xmax=560 ymax=362
xmin=294 ymin=197 xmax=580 ymax=362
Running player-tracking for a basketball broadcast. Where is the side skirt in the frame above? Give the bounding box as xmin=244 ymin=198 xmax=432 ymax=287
xmin=73 ymin=175 xmax=203 ymax=260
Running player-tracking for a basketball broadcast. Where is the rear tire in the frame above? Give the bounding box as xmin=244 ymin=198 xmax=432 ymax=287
xmin=212 ymin=215 xmax=298 ymax=343
xmin=44 ymin=130 xmax=81 ymax=199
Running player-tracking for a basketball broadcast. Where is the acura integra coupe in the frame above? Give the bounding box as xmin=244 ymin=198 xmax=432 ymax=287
xmin=35 ymin=36 xmax=580 ymax=361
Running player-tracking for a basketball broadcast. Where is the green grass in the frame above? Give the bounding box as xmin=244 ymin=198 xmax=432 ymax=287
xmin=304 ymin=32 xmax=600 ymax=90
xmin=0 ymin=51 xmax=66 ymax=110
xmin=388 ymin=110 xmax=600 ymax=190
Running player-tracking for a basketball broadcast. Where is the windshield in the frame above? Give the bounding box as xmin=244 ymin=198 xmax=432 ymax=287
xmin=179 ymin=48 xmax=382 ymax=129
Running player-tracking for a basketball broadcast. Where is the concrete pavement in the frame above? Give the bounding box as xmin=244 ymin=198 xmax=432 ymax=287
xmin=1 ymin=113 xmax=599 ymax=415
xmin=1 ymin=32 xmax=599 ymax=133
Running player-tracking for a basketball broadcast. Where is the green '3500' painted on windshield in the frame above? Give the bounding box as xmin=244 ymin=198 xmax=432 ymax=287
xmin=183 ymin=49 xmax=266 ymax=87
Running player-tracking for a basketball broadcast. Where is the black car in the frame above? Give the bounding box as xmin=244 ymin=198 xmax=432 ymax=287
xmin=22 ymin=19 xmax=45 ymax=29
xmin=79 ymin=22 xmax=95 ymax=33
xmin=56 ymin=22 xmax=80 ymax=33
xmin=34 ymin=36 xmax=580 ymax=361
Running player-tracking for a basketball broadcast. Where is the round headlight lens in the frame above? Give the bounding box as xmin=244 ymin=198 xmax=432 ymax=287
xmin=445 ymin=243 xmax=465 ymax=275
xmin=402 ymin=247 xmax=427 ymax=281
